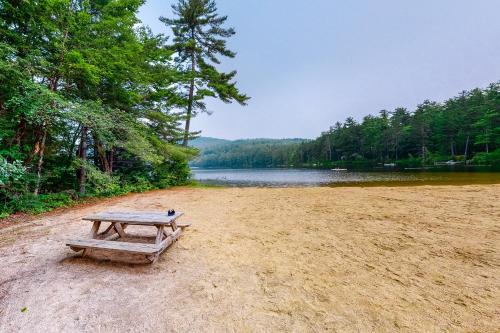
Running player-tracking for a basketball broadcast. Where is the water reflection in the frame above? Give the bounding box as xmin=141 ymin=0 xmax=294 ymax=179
xmin=192 ymin=168 xmax=500 ymax=187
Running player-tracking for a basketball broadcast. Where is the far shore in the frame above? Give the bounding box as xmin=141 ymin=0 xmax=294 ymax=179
xmin=0 ymin=185 xmax=499 ymax=332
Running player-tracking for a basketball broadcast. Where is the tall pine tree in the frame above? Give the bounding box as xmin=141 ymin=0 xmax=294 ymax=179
xmin=161 ymin=0 xmax=249 ymax=146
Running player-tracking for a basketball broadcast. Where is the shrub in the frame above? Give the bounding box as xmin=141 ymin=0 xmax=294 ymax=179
xmin=0 ymin=157 xmax=29 ymax=213
xmin=6 ymin=192 xmax=73 ymax=214
xmin=74 ymin=160 xmax=122 ymax=196
xmin=472 ymin=149 xmax=500 ymax=165
xmin=0 ymin=157 xmax=25 ymax=186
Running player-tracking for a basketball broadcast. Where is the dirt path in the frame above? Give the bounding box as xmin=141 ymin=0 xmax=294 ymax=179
xmin=0 ymin=185 xmax=499 ymax=332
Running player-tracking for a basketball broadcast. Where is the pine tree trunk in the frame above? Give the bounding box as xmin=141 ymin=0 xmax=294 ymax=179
xmin=94 ymin=139 xmax=111 ymax=174
xmin=420 ymin=126 xmax=426 ymax=163
xmin=182 ymin=37 xmax=197 ymax=147
xmin=33 ymin=122 xmax=47 ymax=195
xmin=108 ymin=148 xmax=114 ymax=174
xmin=93 ymin=134 xmax=104 ymax=171
xmin=395 ymin=137 xmax=399 ymax=160
xmin=25 ymin=126 xmax=43 ymax=165
xmin=77 ymin=126 xmax=88 ymax=194
xmin=67 ymin=125 xmax=82 ymax=162
xmin=182 ymin=79 xmax=194 ymax=147
xmin=12 ymin=116 xmax=27 ymax=148
xmin=327 ymin=139 xmax=332 ymax=161
xmin=421 ymin=144 xmax=426 ymax=165
xmin=464 ymin=135 xmax=469 ymax=163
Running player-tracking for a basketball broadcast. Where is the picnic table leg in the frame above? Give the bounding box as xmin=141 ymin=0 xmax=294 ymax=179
xmin=146 ymin=225 xmax=165 ymax=264
xmin=114 ymin=223 xmax=127 ymax=238
xmin=73 ymin=221 xmax=102 ymax=256
xmin=93 ymin=222 xmax=126 ymax=240
xmin=90 ymin=221 xmax=101 ymax=238
xmin=98 ymin=222 xmax=115 ymax=239
xmin=147 ymin=253 xmax=159 ymax=263
xmin=155 ymin=225 xmax=165 ymax=245
xmin=171 ymin=220 xmax=178 ymax=232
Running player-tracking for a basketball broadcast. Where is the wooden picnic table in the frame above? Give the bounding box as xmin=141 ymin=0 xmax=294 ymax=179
xmin=66 ymin=211 xmax=189 ymax=263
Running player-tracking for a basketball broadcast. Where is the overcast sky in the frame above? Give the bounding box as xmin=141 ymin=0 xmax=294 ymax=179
xmin=138 ymin=0 xmax=500 ymax=140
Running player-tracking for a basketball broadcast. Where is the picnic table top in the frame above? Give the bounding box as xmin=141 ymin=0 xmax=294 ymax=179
xmin=82 ymin=211 xmax=184 ymax=225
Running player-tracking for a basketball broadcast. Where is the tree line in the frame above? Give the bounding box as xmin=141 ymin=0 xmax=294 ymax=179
xmin=0 ymin=0 xmax=246 ymax=215
xmin=194 ymin=83 xmax=499 ymax=169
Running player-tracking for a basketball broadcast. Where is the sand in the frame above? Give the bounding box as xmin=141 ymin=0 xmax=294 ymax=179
xmin=0 ymin=185 xmax=499 ymax=332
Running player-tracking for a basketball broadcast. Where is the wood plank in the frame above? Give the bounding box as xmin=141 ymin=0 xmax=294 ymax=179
xmin=70 ymin=246 xmax=84 ymax=252
xmin=66 ymin=239 xmax=160 ymax=255
xmin=176 ymin=222 xmax=191 ymax=229
xmin=82 ymin=212 xmax=184 ymax=226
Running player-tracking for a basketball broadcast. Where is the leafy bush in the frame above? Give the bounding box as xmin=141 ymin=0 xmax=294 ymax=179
xmin=6 ymin=192 xmax=73 ymax=215
xmin=395 ymin=155 xmax=422 ymax=168
xmin=75 ymin=160 xmax=122 ymax=196
xmin=127 ymin=176 xmax=155 ymax=193
xmin=472 ymin=149 xmax=500 ymax=165
xmin=0 ymin=157 xmax=29 ymax=212
xmin=0 ymin=157 xmax=25 ymax=187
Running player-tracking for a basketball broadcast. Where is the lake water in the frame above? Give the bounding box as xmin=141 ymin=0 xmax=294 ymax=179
xmin=192 ymin=168 xmax=500 ymax=187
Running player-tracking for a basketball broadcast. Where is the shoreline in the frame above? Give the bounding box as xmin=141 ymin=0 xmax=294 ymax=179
xmin=3 ymin=178 xmax=500 ymax=227
xmin=3 ymin=179 xmax=500 ymax=230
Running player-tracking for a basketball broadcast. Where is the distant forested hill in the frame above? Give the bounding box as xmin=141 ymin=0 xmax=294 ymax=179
xmin=191 ymin=138 xmax=307 ymax=168
xmin=190 ymin=137 xmax=232 ymax=150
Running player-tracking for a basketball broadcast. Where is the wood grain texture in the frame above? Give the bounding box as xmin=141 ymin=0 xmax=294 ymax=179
xmin=66 ymin=239 xmax=160 ymax=254
xmin=90 ymin=221 xmax=101 ymax=238
xmin=114 ymin=223 xmax=126 ymax=238
xmin=155 ymin=225 xmax=165 ymax=245
xmin=82 ymin=211 xmax=184 ymax=225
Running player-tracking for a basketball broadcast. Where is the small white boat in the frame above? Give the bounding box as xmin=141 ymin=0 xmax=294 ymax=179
xmin=331 ymin=168 xmax=348 ymax=171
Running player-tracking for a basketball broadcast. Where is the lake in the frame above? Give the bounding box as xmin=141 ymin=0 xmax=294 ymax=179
xmin=192 ymin=168 xmax=500 ymax=187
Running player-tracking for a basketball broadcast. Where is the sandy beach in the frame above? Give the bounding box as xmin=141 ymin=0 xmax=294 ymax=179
xmin=0 ymin=185 xmax=499 ymax=332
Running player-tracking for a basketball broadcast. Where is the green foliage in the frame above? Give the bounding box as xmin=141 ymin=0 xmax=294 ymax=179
xmin=0 ymin=157 xmax=25 ymax=187
xmin=5 ymin=80 xmax=65 ymax=125
xmin=73 ymin=160 xmax=121 ymax=196
xmin=0 ymin=0 xmax=250 ymax=216
xmin=6 ymin=192 xmax=73 ymax=215
xmin=472 ymin=149 xmax=500 ymax=166
xmin=0 ymin=157 xmax=30 ymax=211
xmin=153 ymin=157 xmax=192 ymax=188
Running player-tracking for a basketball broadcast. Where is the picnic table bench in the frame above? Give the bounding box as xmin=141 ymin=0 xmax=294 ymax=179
xmin=66 ymin=211 xmax=190 ymax=263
